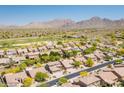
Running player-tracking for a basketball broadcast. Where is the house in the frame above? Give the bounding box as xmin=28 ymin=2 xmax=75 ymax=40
xmin=46 ymin=45 xmax=54 ymax=50
xmin=85 ymin=44 xmax=92 ymax=48
xmin=0 ymin=50 xmax=5 ymax=58
xmin=25 ymin=52 xmax=39 ymax=59
xmin=17 ymin=48 xmax=28 ymax=55
xmin=73 ymin=77 xmax=80 ymax=84
xmin=106 ymin=52 xmax=115 ymax=58
xmin=6 ymin=49 xmax=17 ymax=56
xmin=68 ymin=42 xmax=76 ymax=48
xmin=84 ymin=54 xmax=97 ymax=61
xmin=26 ymin=67 xmax=47 ymax=78
xmin=94 ymin=50 xmax=105 ymax=61
xmin=60 ymin=59 xmax=74 ymax=70
xmin=84 ymin=54 xmax=98 ymax=65
xmin=46 ymin=42 xmax=55 ymax=50
xmin=27 ymin=47 xmax=38 ymax=52
xmin=3 ymin=71 xmax=28 ymax=87
xmin=45 ymin=61 xmax=62 ymax=73
xmin=116 ymin=41 xmax=123 ymax=45
xmin=74 ymin=74 xmax=101 ymax=87
xmin=79 ymin=46 xmax=87 ymax=50
xmin=61 ymin=47 xmax=72 ymax=51
xmin=49 ymin=49 xmax=63 ymax=55
xmin=71 ymin=47 xmax=80 ymax=51
xmin=113 ymin=65 xmax=124 ymax=80
xmin=69 ymin=35 xmax=81 ymax=38
xmin=62 ymin=43 xmax=70 ymax=48
xmin=38 ymin=46 xmax=47 ymax=52
xmin=0 ymin=58 xmax=10 ymax=65
xmin=61 ymin=83 xmax=80 ymax=87
xmin=74 ymin=55 xmax=87 ymax=62
xmin=55 ymin=45 xmax=63 ymax=49
xmin=73 ymin=41 xmax=80 ymax=46
xmin=98 ymin=71 xmax=118 ymax=85
xmin=11 ymin=56 xmax=26 ymax=63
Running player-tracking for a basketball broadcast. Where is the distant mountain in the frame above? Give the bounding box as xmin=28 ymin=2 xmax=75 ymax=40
xmin=1 ymin=17 xmax=124 ymax=29
xmin=23 ymin=19 xmax=75 ymax=28
xmin=67 ymin=16 xmax=124 ymax=29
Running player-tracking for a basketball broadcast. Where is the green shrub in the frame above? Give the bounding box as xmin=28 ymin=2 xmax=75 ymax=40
xmin=23 ymin=77 xmax=33 ymax=87
xmin=57 ymin=41 xmax=63 ymax=45
xmin=85 ymin=58 xmax=94 ymax=67
xmin=115 ymin=59 xmax=123 ymax=64
xmin=72 ymin=61 xmax=82 ymax=68
xmin=19 ymin=62 xmax=27 ymax=70
xmin=80 ymin=71 xmax=89 ymax=77
xmin=35 ymin=72 xmax=49 ymax=82
xmin=58 ymin=77 xmax=68 ymax=85
xmin=39 ymin=54 xmax=49 ymax=63
xmin=84 ymin=46 xmax=96 ymax=54
xmin=0 ymin=83 xmax=6 ymax=87
xmin=104 ymin=55 xmax=112 ymax=61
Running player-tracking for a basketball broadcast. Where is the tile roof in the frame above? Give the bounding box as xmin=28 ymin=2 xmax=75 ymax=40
xmin=4 ymin=71 xmax=27 ymax=87
xmin=114 ymin=66 xmax=124 ymax=78
xmin=98 ymin=71 xmax=118 ymax=85
xmin=0 ymin=58 xmax=10 ymax=64
xmin=27 ymin=67 xmax=47 ymax=78
xmin=79 ymin=74 xmax=100 ymax=86
xmin=60 ymin=59 xmax=74 ymax=69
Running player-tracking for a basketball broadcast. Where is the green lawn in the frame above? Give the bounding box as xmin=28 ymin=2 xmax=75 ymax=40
xmin=0 ymin=35 xmax=82 ymax=49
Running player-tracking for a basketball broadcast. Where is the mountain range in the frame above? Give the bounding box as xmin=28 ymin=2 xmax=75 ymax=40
xmin=1 ymin=17 xmax=124 ymax=29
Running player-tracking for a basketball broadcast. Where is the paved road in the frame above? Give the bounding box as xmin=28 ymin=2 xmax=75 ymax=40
xmin=41 ymin=58 xmax=124 ymax=87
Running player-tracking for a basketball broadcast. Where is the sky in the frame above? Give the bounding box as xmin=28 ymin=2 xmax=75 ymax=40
xmin=0 ymin=5 xmax=124 ymax=25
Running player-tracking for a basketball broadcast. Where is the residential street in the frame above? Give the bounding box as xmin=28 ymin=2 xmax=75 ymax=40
xmin=42 ymin=58 xmax=124 ymax=87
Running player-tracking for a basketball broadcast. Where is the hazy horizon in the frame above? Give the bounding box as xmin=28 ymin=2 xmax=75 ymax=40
xmin=0 ymin=5 xmax=124 ymax=25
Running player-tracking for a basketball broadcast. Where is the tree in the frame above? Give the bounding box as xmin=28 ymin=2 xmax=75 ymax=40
xmin=58 ymin=77 xmax=68 ymax=85
xmin=23 ymin=77 xmax=33 ymax=87
xmin=35 ymin=63 xmax=42 ymax=68
xmin=92 ymin=42 xmax=97 ymax=47
xmin=71 ymin=50 xmax=78 ymax=57
xmin=49 ymin=51 xmax=61 ymax=61
xmin=80 ymin=41 xmax=86 ymax=46
xmin=33 ymin=58 xmax=41 ymax=64
xmin=39 ymin=54 xmax=49 ymax=63
xmin=5 ymin=66 xmax=21 ymax=74
xmin=84 ymin=46 xmax=96 ymax=54
xmin=0 ymin=83 xmax=6 ymax=87
xmin=120 ymin=81 xmax=124 ymax=87
xmin=63 ymin=50 xmax=71 ymax=58
xmin=104 ymin=55 xmax=112 ymax=61
xmin=110 ymin=33 xmax=116 ymax=39
xmin=115 ymin=59 xmax=123 ymax=64
xmin=19 ymin=62 xmax=27 ymax=70
xmin=63 ymin=50 xmax=78 ymax=58
xmin=57 ymin=41 xmax=63 ymax=45
xmin=117 ymin=48 xmax=124 ymax=56
xmin=2 ymin=66 xmax=21 ymax=74
xmin=39 ymin=52 xmax=61 ymax=62
xmin=80 ymin=71 xmax=89 ymax=77
xmin=24 ymin=59 xmax=36 ymax=66
xmin=49 ymin=55 xmax=61 ymax=61
xmin=95 ymin=38 xmax=101 ymax=43
xmin=85 ymin=58 xmax=94 ymax=67
xmin=72 ymin=61 xmax=82 ymax=68
xmin=35 ymin=72 xmax=49 ymax=82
